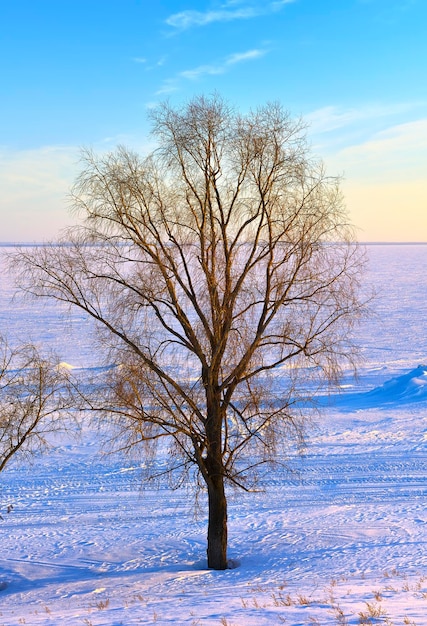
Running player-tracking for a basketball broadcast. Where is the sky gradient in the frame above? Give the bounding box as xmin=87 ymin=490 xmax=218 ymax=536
xmin=1 ymin=0 xmax=426 ymax=241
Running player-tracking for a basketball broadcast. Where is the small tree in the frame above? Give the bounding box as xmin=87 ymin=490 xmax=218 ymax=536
xmin=14 ymin=96 xmax=365 ymax=569
xmin=0 ymin=338 xmax=69 ymax=473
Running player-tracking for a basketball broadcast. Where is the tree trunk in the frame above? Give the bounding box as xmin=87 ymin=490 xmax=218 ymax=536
xmin=207 ymin=473 xmax=228 ymax=569
xmin=204 ymin=381 xmax=228 ymax=569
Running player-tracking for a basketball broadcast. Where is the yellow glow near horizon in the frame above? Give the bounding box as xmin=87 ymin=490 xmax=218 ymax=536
xmin=1 ymin=125 xmax=426 ymax=243
xmin=344 ymin=179 xmax=427 ymax=242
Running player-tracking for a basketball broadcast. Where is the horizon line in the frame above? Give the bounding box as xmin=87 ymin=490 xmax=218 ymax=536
xmin=1 ymin=241 xmax=427 ymax=247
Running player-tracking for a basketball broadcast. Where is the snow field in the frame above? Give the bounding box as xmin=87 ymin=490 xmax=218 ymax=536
xmin=1 ymin=244 xmax=427 ymax=625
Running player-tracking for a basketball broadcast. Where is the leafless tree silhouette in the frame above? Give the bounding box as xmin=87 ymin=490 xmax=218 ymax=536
xmin=13 ymin=96 xmax=365 ymax=569
xmin=0 ymin=338 xmax=70 ymax=473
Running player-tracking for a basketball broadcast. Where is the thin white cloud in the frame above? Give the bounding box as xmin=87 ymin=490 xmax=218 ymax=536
xmin=312 ymin=111 xmax=427 ymax=241
xmin=306 ymin=103 xmax=420 ymax=134
xmin=179 ymin=65 xmax=223 ymax=81
xmin=340 ymin=118 xmax=427 ymax=164
xmin=166 ymin=7 xmax=255 ymax=29
xmin=227 ymin=49 xmax=265 ymax=64
xmin=166 ymin=0 xmax=296 ymax=30
xmin=155 ymin=48 xmax=266 ymax=94
xmin=324 ymin=117 xmax=427 ymax=183
xmin=0 ymin=137 xmax=158 ymax=241
xmin=155 ymin=78 xmax=179 ymax=95
xmin=179 ymin=48 xmax=266 ymax=81
xmin=0 ymin=146 xmax=79 ymax=241
xmin=133 ymin=56 xmax=167 ymax=71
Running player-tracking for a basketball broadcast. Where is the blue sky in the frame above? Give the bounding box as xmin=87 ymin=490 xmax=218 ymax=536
xmin=1 ymin=0 xmax=426 ymax=241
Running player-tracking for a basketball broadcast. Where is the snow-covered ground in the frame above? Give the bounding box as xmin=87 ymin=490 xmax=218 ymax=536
xmin=1 ymin=244 xmax=427 ymax=625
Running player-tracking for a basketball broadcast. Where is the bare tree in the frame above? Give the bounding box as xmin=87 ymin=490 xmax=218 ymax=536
xmin=0 ymin=338 xmax=70 ymax=474
xmin=13 ymin=96 xmax=365 ymax=569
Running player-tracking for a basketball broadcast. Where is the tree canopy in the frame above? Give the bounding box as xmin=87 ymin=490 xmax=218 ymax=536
xmin=14 ymin=95 xmax=365 ymax=569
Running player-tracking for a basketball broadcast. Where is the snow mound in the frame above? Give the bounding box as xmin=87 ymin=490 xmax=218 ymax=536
xmin=339 ymin=365 xmax=427 ymax=410
xmin=57 ymin=361 xmax=76 ymax=370
xmin=367 ymin=365 xmax=427 ymax=402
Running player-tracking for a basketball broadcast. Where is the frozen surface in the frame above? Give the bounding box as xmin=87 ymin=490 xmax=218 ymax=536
xmin=1 ymin=244 xmax=427 ymax=625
